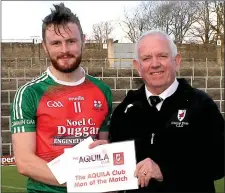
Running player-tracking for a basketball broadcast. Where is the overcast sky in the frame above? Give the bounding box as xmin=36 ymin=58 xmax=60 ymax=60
xmin=2 ymin=1 xmax=140 ymax=42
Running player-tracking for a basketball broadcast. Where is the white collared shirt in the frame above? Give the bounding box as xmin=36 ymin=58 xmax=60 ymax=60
xmin=145 ymin=79 xmax=179 ymax=111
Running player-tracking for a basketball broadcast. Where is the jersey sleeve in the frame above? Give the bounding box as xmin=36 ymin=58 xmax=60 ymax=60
xmin=99 ymin=86 xmax=113 ymax=132
xmin=10 ymin=86 xmax=37 ymax=134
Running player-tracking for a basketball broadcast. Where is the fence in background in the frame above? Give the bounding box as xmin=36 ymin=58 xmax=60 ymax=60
xmin=1 ymin=57 xmax=224 ymax=69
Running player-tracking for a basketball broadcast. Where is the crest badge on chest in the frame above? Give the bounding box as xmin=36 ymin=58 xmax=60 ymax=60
xmin=93 ymin=100 xmax=103 ymax=111
xmin=177 ymin=110 xmax=186 ymax=121
xmin=171 ymin=109 xmax=189 ymax=127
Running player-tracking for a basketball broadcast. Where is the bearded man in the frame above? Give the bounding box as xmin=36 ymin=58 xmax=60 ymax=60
xmin=10 ymin=3 xmax=112 ymax=193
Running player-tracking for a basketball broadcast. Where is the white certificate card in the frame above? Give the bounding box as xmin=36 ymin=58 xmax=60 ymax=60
xmin=47 ymin=136 xmax=94 ymax=184
xmin=66 ymin=140 xmax=138 ymax=193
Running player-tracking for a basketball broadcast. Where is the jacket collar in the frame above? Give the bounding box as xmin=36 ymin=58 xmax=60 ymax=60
xmin=129 ymin=78 xmax=193 ymax=105
xmin=145 ymin=79 xmax=179 ymax=101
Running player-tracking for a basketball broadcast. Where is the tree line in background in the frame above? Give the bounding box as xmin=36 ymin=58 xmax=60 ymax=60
xmin=88 ymin=1 xmax=224 ymax=44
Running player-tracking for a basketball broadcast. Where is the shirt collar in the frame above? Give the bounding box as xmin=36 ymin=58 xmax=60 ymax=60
xmin=145 ymin=79 xmax=179 ymax=100
xmin=47 ymin=67 xmax=86 ymax=86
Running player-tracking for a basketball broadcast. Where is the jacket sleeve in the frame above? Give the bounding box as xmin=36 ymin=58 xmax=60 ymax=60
xmin=109 ymin=92 xmax=154 ymax=164
xmin=108 ymin=103 xmax=132 ymax=143
xmin=109 ymin=91 xmax=135 ymax=143
xmin=204 ymin=97 xmax=224 ymax=180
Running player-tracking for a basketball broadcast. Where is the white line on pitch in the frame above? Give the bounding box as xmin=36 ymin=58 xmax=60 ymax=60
xmin=2 ymin=185 xmax=26 ymax=190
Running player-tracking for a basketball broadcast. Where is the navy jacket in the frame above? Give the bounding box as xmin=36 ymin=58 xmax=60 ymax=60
xmin=109 ymin=78 xmax=224 ymax=193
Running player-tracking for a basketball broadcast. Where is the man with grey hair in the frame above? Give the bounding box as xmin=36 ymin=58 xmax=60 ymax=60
xmin=108 ymin=30 xmax=224 ymax=192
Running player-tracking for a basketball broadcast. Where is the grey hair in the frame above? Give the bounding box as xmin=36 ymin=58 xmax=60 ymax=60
xmin=135 ymin=30 xmax=178 ymax=59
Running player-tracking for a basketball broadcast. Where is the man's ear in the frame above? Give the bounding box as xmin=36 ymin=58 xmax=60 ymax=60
xmin=42 ymin=41 xmax=47 ymax=54
xmin=82 ymin=34 xmax=86 ymax=50
xmin=174 ymin=53 xmax=182 ymax=72
xmin=133 ymin=59 xmax=141 ymax=77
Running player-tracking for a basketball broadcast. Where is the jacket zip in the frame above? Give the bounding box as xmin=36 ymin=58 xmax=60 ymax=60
xmin=151 ymin=133 xmax=155 ymax=144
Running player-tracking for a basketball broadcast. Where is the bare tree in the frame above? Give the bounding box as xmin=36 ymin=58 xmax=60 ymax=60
xmin=210 ymin=1 xmax=224 ymax=41
xmin=151 ymin=1 xmax=174 ymax=34
xmin=150 ymin=1 xmax=199 ymax=43
xmin=188 ymin=1 xmax=217 ymax=44
xmin=92 ymin=21 xmax=114 ymax=43
xmin=120 ymin=1 xmax=155 ymax=43
xmin=168 ymin=1 xmax=199 ymax=43
xmin=121 ymin=1 xmax=198 ymax=43
xmin=121 ymin=9 xmax=144 ymax=43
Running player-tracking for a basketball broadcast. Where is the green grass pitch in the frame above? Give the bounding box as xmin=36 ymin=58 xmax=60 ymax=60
xmin=2 ymin=166 xmax=27 ymax=193
xmin=1 ymin=166 xmax=224 ymax=192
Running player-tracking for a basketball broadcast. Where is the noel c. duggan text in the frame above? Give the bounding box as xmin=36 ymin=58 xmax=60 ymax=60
xmin=53 ymin=118 xmax=99 ymax=146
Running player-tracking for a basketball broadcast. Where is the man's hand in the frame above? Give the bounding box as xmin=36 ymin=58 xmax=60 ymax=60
xmin=88 ymin=140 xmax=108 ymax=149
xmin=134 ymin=158 xmax=163 ymax=188
xmin=12 ymin=132 xmax=65 ymax=186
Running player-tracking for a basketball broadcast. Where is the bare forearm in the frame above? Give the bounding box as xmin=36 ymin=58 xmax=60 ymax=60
xmin=17 ymin=155 xmax=65 ymax=187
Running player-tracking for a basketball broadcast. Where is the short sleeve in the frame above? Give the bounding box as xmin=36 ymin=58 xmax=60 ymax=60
xmin=99 ymin=86 xmax=113 ymax=132
xmin=10 ymin=86 xmax=36 ymax=134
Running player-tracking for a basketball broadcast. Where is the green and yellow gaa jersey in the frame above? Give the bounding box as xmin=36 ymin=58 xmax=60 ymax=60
xmin=10 ymin=68 xmax=112 ymax=193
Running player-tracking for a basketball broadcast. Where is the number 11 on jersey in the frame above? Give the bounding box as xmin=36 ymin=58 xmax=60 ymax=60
xmin=73 ymin=102 xmax=82 ymax=113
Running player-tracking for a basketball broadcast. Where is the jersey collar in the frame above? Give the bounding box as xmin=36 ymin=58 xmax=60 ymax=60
xmin=46 ymin=67 xmax=86 ymax=86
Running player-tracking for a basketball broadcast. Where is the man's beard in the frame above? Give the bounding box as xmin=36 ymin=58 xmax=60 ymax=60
xmin=48 ymin=51 xmax=82 ymax=73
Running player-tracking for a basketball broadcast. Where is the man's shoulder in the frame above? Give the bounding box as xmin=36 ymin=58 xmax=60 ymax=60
xmin=114 ymin=85 xmax=145 ymax=111
xmin=13 ymin=72 xmax=50 ymax=104
xmin=178 ymin=78 xmax=212 ymax=101
xmin=191 ymin=87 xmax=217 ymax=109
xmin=178 ymin=79 xmax=216 ymax=109
xmin=192 ymin=88 xmax=211 ymax=100
xmin=86 ymin=74 xmax=111 ymax=93
xmin=17 ymin=71 xmax=49 ymax=92
xmin=181 ymin=78 xmax=213 ymax=102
